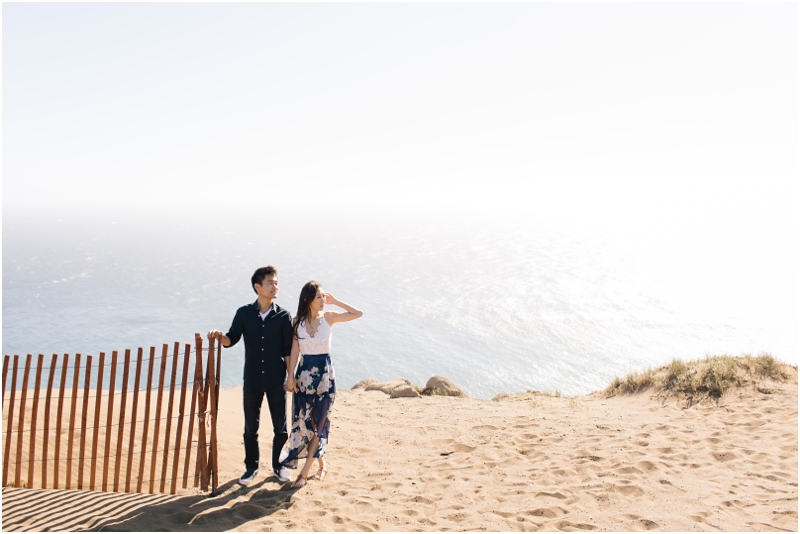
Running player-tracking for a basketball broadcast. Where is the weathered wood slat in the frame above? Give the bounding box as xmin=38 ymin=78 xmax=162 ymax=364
xmin=16 ymin=354 xmax=33 ymax=488
xmin=187 ymin=335 xmax=203 ymax=489
xmin=149 ymin=344 xmax=168 ymax=493
xmin=207 ymin=339 xmax=219 ymax=494
xmin=66 ymin=354 xmax=82 ymax=489
xmin=195 ymin=335 xmax=209 ymax=491
xmin=3 ymin=355 xmax=19 ymax=487
xmin=27 ymin=354 xmax=44 ymax=489
xmin=161 ymin=342 xmax=180 ymax=493
xmin=2 ymin=355 xmax=9 ymax=407
xmin=42 ymin=354 xmax=58 ymax=488
xmin=174 ymin=343 xmax=191 ymax=493
xmin=136 ymin=347 xmax=155 ymax=493
xmin=78 ymin=355 xmax=93 ymax=489
xmin=103 ymin=350 xmax=118 ymax=492
xmin=54 ymin=354 xmax=69 ymax=489
xmin=126 ymin=348 xmax=144 ymax=493
xmin=90 ymin=352 xmax=106 ymax=490
xmin=114 ymin=349 xmax=131 ymax=493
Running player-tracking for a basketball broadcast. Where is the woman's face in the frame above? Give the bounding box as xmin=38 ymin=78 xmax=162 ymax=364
xmin=310 ymin=288 xmax=325 ymax=313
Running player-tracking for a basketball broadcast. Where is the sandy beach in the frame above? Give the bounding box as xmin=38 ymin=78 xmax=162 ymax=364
xmin=2 ymin=360 xmax=797 ymax=532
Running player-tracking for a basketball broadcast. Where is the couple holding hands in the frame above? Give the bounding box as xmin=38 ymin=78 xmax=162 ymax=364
xmin=208 ymin=266 xmax=362 ymax=489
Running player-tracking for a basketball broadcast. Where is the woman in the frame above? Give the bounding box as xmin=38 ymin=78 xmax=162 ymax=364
xmin=282 ymin=281 xmax=362 ymax=488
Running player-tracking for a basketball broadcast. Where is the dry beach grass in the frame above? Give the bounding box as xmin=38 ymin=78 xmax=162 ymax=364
xmin=2 ymin=355 xmax=797 ymax=532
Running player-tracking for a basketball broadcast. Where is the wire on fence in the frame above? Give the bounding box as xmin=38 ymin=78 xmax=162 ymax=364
xmin=2 ymin=347 xmax=216 ymax=372
xmin=7 ymin=441 xmax=210 ymax=467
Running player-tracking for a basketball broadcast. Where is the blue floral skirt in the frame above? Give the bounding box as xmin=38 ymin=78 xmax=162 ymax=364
xmin=280 ymin=354 xmax=336 ymax=469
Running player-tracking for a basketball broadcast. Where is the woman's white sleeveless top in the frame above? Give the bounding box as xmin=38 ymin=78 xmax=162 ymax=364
xmin=297 ymin=317 xmax=333 ymax=356
xmin=296 ymin=317 xmax=334 ymax=379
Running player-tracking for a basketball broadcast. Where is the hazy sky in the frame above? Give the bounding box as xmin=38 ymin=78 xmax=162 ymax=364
xmin=2 ymin=3 xmax=797 ymax=223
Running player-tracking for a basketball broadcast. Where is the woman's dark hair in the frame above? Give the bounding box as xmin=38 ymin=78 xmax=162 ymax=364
xmin=251 ymin=266 xmax=278 ymax=293
xmin=293 ymin=280 xmax=322 ymax=340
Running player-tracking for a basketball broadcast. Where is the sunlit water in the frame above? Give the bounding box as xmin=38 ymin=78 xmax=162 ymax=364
xmin=3 ymin=206 xmax=796 ymax=398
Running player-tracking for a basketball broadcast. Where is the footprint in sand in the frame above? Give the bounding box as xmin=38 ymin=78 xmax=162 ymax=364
xmin=614 ymin=484 xmax=644 ymax=497
xmin=355 ymin=501 xmax=376 ymax=511
xmin=406 ymin=495 xmax=436 ymax=505
xmin=445 ymin=511 xmax=468 ymax=522
xmin=453 ymin=443 xmax=477 ymax=453
xmin=556 ymin=520 xmax=598 ymax=531
xmin=615 ymin=466 xmax=644 ymax=475
xmin=712 ymin=451 xmax=739 ymax=462
xmin=534 ymin=491 xmax=567 ymax=500
xmin=297 ymin=509 xmax=324 ymax=518
xmin=524 ymin=507 xmax=568 ymax=518
xmin=636 ymin=460 xmax=659 ymax=472
xmin=639 ymin=518 xmax=660 ymax=530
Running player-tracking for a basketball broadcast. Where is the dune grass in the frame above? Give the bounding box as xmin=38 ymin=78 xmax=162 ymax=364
xmin=604 ymin=353 xmax=796 ymax=399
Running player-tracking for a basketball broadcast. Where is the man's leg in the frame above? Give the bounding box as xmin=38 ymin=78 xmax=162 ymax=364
xmin=242 ymin=385 xmax=264 ymax=472
xmin=265 ymin=384 xmax=288 ymax=472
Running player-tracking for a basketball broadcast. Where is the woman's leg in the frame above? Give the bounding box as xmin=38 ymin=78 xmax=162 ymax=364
xmin=292 ymin=435 xmax=319 ymax=487
xmin=310 ymin=456 xmax=327 ymax=480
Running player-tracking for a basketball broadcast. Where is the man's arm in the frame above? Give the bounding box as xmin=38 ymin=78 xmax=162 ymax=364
xmin=208 ymin=308 xmax=244 ymax=347
xmin=285 ymin=336 xmax=300 ymax=392
xmin=282 ymin=315 xmax=295 ymax=390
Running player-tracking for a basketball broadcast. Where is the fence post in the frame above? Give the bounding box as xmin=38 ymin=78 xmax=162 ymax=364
xmin=43 ymin=354 xmax=58 ymax=488
xmin=126 ymin=348 xmax=144 ymax=493
xmin=2 ymin=355 xmax=9 ymax=407
xmin=3 ymin=355 xmax=19 ymax=487
xmin=77 ymin=355 xmax=93 ymax=489
xmin=103 ymin=350 xmax=118 ymax=492
xmin=54 ymin=354 xmax=69 ymax=489
xmin=27 ymin=354 xmax=44 ymax=488
xmin=149 ymin=344 xmax=168 ymax=493
xmin=137 ymin=347 xmax=155 ymax=493
xmin=65 ymin=354 xmax=82 ymax=489
xmin=183 ymin=340 xmax=201 ymax=489
xmin=114 ymin=349 xmax=131 ymax=493
xmin=206 ymin=337 xmax=218 ymax=495
xmin=175 ymin=343 xmax=192 ymax=492
xmin=194 ymin=334 xmax=209 ymax=491
xmin=214 ymin=338 xmax=222 ymax=492
xmin=16 ymin=354 xmax=32 ymax=488
xmin=90 ymin=352 xmax=106 ymax=490
xmin=161 ymin=342 xmax=180 ymax=493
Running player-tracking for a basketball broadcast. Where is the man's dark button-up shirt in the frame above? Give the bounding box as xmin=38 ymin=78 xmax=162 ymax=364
xmin=225 ymin=300 xmax=293 ymax=389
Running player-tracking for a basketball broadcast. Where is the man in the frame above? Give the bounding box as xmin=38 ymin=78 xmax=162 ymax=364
xmin=208 ymin=266 xmax=293 ymax=485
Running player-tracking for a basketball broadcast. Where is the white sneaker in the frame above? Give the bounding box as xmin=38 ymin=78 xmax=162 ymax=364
xmin=239 ymin=468 xmax=258 ymax=485
xmin=274 ymin=467 xmax=291 ymax=483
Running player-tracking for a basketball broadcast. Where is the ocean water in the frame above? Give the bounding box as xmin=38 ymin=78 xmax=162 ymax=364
xmin=2 ymin=206 xmax=796 ymax=399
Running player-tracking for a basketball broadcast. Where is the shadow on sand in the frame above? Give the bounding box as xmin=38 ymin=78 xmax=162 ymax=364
xmin=1 ymin=476 xmax=300 ymax=532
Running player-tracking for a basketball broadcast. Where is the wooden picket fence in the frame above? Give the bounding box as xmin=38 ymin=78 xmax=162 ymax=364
xmin=2 ymin=334 xmax=221 ymax=495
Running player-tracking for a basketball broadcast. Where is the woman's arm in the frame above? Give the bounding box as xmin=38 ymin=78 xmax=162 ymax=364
xmin=324 ymin=293 xmax=363 ymax=324
xmin=285 ymin=336 xmax=300 ymax=392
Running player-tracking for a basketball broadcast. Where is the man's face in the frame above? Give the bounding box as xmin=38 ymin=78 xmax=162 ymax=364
xmin=254 ymin=274 xmax=279 ymax=300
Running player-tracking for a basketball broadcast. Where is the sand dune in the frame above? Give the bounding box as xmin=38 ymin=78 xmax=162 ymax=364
xmin=2 ymin=376 xmax=797 ymax=532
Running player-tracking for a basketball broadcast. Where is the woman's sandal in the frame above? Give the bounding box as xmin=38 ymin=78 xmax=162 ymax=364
xmin=310 ymin=469 xmax=327 ymax=482
xmin=291 ymin=475 xmax=308 ymax=489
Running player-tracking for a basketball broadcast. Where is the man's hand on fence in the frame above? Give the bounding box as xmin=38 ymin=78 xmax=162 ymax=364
xmin=207 ymin=330 xmax=230 ymax=347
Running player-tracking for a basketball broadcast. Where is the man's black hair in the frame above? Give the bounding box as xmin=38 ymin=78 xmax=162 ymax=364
xmin=251 ymin=266 xmax=278 ymax=292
